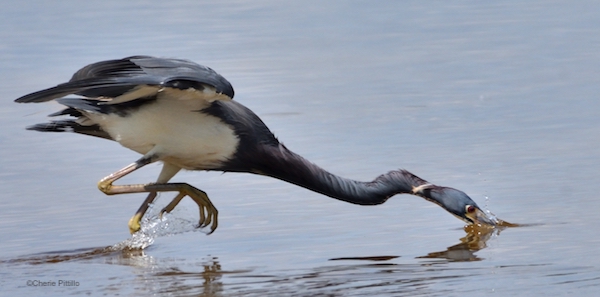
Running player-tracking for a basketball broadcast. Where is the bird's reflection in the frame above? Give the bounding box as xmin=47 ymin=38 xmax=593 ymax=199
xmin=326 ymin=223 xmax=510 ymax=263
xmin=6 ymin=221 xmax=515 ymax=266
xmin=3 ymin=220 xmax=522 ymax=296
xmin=417 ymin=224 xmax=502 ymax=262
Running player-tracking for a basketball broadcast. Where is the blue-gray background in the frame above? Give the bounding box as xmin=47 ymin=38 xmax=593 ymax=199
xmin=1 ymin=1 xmax=599 ymax=296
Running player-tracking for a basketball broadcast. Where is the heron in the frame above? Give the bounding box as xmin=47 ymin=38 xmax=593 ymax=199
xmin=15 ymin=56 xmax=495 ymax=235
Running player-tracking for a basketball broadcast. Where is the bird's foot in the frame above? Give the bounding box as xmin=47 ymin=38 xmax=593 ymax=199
xmin=128 ymin=213 xmax=143 ymax=234
xmin=159 ymin=187 xmax=219 ymax=234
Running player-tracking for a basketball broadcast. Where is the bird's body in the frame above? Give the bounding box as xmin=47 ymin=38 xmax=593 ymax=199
xmin=16 ymin=56 xmax=495 ymax=234
xmin=86 ymin=89 xmax=239 ymax=170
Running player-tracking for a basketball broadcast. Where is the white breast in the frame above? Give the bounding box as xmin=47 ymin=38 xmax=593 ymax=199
xmin=86 ymin=90 xmax=239 ymax=170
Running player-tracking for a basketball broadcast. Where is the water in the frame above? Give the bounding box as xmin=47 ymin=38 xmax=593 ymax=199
xmin=1 ymin=1 xmax=600 ymax=296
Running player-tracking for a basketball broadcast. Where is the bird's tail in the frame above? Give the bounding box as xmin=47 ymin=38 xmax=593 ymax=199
xmin=26 ymin=118 xmax=111 ymax=140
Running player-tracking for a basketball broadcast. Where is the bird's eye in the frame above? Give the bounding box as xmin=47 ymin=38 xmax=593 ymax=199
xmin=466 ymin=205 xmax=476 ymax=213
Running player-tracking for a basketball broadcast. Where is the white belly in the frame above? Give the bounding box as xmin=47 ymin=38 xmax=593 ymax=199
xmin=87 ymin=95 xmax=239 ymax=170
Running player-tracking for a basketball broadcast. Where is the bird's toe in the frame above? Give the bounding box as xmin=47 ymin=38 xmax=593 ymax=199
xmin=128 ymin=213 xmax=143 ymax=234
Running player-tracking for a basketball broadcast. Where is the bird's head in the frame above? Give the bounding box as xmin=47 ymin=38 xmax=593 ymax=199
xmin=414 ymin=185 xmax=496 ymax=226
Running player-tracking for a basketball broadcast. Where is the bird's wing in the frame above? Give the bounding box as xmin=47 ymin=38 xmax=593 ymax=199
xmin=14 ymin=56 xmax=235 ymax=104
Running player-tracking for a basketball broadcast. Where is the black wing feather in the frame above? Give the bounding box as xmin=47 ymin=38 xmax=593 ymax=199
xmin=14 ymin=56 xmax=234 ymax=103
xmin=26 ymin=120 xmax=111 ymax=140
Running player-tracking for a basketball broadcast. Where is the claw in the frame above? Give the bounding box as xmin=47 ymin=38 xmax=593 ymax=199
xmin=128 ymin=213 xmax=143 ymax=234
xmin=155 ymin=188 xmax=219 ymax=234
xmin=159 ymin=201 xmax=173 ymax=220
xmin=198 ymin=205 xmax=207 ymax=226
xmin=204 ymin=206 xmax=218 ymax=233
xmin=202 ymin=207 xmax=218 ymax=234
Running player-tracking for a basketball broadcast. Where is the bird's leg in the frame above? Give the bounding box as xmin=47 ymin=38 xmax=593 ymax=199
xmin=158 ymin=186 xmax=218 ymax=234
xmin=152 ymin=183 xmax=218 ymax=234
xmin=97 ymin=154 xmax=219 ymax=234
xmin=129 ymin=184 xmax=218 ymax=234
xmin=128 ymin=192 xmax=157 ymax=233
xmin=127 ymin=162 xmax=180 ymax=233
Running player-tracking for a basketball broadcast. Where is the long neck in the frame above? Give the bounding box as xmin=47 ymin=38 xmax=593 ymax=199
xmin=251 ymin=144 xmax=431 ymax=205
xmin=208 ymin=100 xmax=434 ymax=205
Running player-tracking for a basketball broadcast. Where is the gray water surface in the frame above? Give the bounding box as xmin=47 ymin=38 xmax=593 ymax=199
xmin=1 ymin=1 xmax=599 ymax=296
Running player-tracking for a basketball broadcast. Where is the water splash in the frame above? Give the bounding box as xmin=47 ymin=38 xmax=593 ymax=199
xmin=111 ymin=203 xmax=209 ymax=251
xmin=1 ymin=204 xmax=214 ymax=265
xmin=480 ymin=196 xmax=519 ymax=228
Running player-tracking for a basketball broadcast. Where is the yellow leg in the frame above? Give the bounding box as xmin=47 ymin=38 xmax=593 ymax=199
xmin=127 ymin=191 xmax=157 ymax=233
xmin=158 ymin=186 xmax=218 ymax=234
xmin=97 ymin=154 xmax=219 ymax=234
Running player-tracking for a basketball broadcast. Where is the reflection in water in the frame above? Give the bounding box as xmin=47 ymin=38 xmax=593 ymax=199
xmin=149 ymin=259 xmax=224 ymax=294
xmin=417 ymin=224 xmax=503 ymax=262
xmin=6 ymin=218 xmax=518 ymax=265
xmin=417 ymin=215 xmax=525 ymax=262
xmin=1 ymin=206 xmax=526 ymax=295
xmin=134 ymin=256 xmax=230 ymax=296
xmin=3 ymin=244 xmax=231 ymax=296
xmin=2 ymin=221 xmax=523 ymax=296
xmin=1 ymin=202 xmax=524 ymax=295
xmin=328 ymin=222 xmax=516 ymax=263
xmin=330 ymin=255 xmax=400 ymax=262
xmin=422 ymin=215 xmax=536 ymax=263
xmin=2 ymin=208 xmax=207 ymax=265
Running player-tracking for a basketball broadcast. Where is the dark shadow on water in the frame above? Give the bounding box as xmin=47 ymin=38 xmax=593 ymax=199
xmin=3 ymin=221 xmax=521 ymax=266
xmin=330 ymin=220 xmax=528 ymax=263
xmin=3 ymin=246 xmax=135 ymax=265
xmin=415 ymin=221 xmax=540 ymax=263
xmin=1 ymin=220 xmax=531 ymax=296
xmin=329 ymin=255 xmax=400 ymax=262
xmin=1 ymin=211 xmax=206 ymax=265
xmin=416 ymin=224 xmax=505 ymax=262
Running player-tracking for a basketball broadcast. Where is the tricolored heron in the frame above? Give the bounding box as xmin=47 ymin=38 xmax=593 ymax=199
xmin=15 ymin=56 xmax=494 ymax=234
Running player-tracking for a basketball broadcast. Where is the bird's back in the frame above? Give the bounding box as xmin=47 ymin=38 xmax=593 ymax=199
xmin=15 ymin=56 xmax=251 ymax=171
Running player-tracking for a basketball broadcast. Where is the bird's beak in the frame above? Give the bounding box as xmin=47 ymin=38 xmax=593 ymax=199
xmin=465 ymin=206 xmax=497 ymax=227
